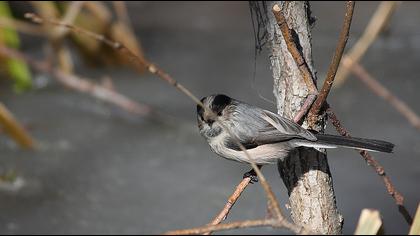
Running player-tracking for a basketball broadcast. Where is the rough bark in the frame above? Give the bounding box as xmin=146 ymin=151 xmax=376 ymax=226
xmin=266 ymin=1 xmax=343 ymax=234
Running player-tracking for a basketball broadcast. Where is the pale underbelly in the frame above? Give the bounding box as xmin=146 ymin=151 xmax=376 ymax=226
xmin=210 ymin=142 xmax=292 ymax=165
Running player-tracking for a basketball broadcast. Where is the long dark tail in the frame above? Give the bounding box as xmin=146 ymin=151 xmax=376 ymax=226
xmin=312 ymin=134 xmax=394 ymax=153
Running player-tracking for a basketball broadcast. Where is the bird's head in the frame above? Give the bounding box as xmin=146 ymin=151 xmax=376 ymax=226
xmin=196 ymin=94 xmax=232 ymax=138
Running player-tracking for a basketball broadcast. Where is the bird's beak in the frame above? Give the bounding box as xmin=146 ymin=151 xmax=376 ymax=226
xmin=203 ymin=110 xmax=215 ymax=126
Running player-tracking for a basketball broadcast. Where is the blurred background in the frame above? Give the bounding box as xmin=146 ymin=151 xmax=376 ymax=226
xmin=0 ymin=1 xmax=419 ymax=234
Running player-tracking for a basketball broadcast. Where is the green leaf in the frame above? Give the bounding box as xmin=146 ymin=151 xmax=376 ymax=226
xmin=0 ymin=1 xmax=19 ymax=47
xmin=0 ymin=1 xmax=32 ymax=92
xmin=7 ymin=58 xmax=32 ymax=93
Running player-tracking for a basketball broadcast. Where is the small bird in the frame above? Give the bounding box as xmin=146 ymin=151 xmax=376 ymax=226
xmin=197 ymin=94 xmax=394 ymax=181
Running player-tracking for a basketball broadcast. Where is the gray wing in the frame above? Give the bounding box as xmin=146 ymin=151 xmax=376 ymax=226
xmin=225 ymin=104 xmax=316 ymax=151
xmin=260 ymin=110 xmax=317 ymax=141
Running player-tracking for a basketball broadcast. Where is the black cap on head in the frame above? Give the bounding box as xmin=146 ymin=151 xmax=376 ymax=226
xmin=211 ymin=94 xmax=232 ymax=115
xmin=197 ymin=94 xmax=232 ymax=120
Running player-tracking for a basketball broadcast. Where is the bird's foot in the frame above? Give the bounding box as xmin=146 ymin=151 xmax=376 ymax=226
xmin=243 ymin=169 xmax=258 ymax=184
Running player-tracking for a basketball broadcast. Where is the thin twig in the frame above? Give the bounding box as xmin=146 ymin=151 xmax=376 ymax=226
xmin=342 ymin=57 xmax=420 ymax=130
xmin=204 ymin=177 xmax=251 ymax=235
xmin=0 ymin=102 xmax=35 ymax=149
xmin=273 ymin=28 xmax=316 ymax=124
xmin=326 ymin=107 xmax=413 ymax=225
xmin=272 ymin=5 xmax=317 ymax=95
xmin=272 ymin=4 xmax=318 ymax=125
xmin=0 ymin=46 xmax=153 ymax=117
xmin=23 ymin=13 xmax=299 ymax=232
xmin=23 ymin=13 xmax=203 ymax=105
xmin=308 ymin=1 xmax=355 ymax=124
xmin=54 ymin=1 xmax=85 ymax=38
xmin=293 ymin=94 xmax=317 ymax=124
xmin=334 ymin=1 xmax=400 ymax=87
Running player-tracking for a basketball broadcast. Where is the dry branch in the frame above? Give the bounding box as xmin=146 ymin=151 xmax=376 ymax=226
xmin=272 ymin=4 xmax=317 ymax=124
xmin=342 ymin=57 xmax=420 ymax=130
xmin=292 ymin=95 xmax=316 ymax=124
xmin=24 ymin=13 xmax=203 ymax=104
xmin=0 ymin=46 xmax=153 ymax=117
xmin=272 ymin=5 xmax=317 ymax=95
xmin=327 ymin=108 xmax=413 ymax=225
xmin=204 ymin=177 xmax=251 ymax=235
xmin=334 ymin=1 xmax=400 ymax=87
xmin=308 ymin=1 xmax=355 ymax=124
xmin=0 ymin=102 xmax=35 ymax=149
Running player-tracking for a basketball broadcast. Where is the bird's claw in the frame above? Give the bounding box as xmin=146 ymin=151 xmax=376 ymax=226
xmin=243 ymin=170 xmax=258 ymax=184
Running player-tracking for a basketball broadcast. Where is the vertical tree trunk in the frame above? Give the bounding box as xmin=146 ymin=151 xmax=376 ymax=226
xmin=266 ymin=1 xmax=343 ymax=234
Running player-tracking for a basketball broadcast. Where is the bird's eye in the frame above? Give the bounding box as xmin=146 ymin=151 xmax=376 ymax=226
xmin=217 ymin=111 xmax=222 ymax=116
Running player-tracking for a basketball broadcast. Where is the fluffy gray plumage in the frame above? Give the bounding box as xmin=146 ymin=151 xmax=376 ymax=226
xmin=197 ymin=94 xmax=394 ymax=165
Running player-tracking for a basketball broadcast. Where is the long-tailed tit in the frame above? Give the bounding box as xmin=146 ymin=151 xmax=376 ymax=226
xmin=197 ymin=94 xmax=394 ymax=181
